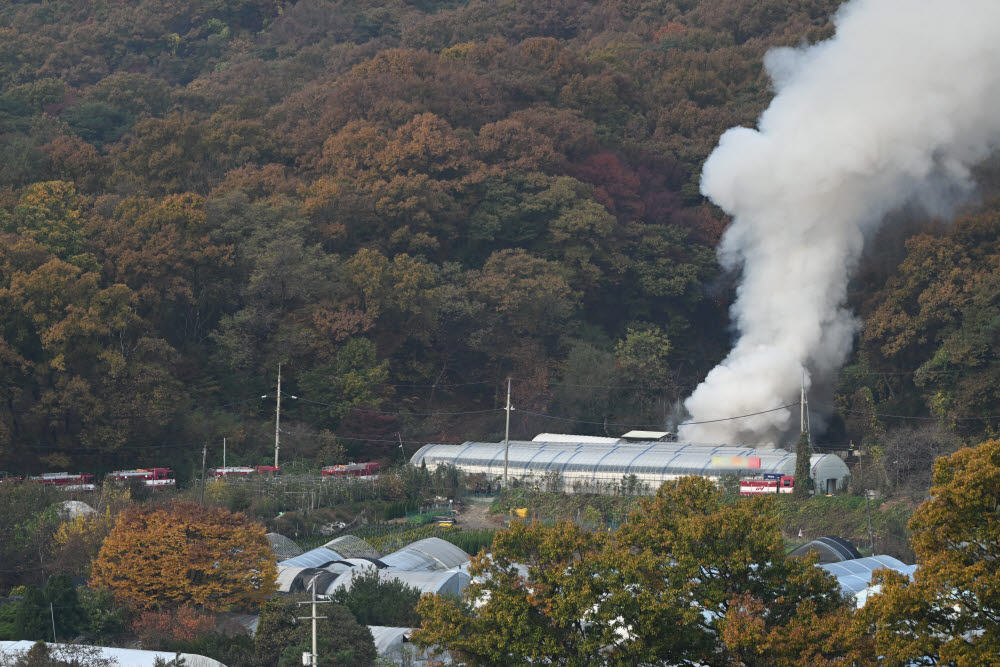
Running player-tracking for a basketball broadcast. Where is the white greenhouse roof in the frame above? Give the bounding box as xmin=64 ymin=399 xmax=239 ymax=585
xmin=532 ymin=433 xmax=620 ymax=443
xmin=266 ymin=532 xmax=303 ymax=560
xmin=0 ymin=642 xmax=224 ymax=667
xmin=620 ymin=430 xmax=674 ymax=441
xmin=369 ymin=626 xmax=412 ymax=655
xmin=367 ymin=627 xmax=450 ymax=666
xmin=278 ymin=546 xmax=342 ymax=568
xmin=323 ymin=535 xmax=380 ymax=559
xmin=819 ymin=555 xmax=917 ymax=595
xmin=326 ymin=569 xmax=470 ymax=596
xmin=380 ymin=538 xmax=470 ymax=572
xmin=410 ymin=441 xmax=850 ymax=484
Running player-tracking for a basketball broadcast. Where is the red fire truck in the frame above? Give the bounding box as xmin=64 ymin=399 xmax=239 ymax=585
xmin=213 ymin=465 xmax=280 ymax=478
xmin=28 ymin=472 xmax=96 ymax=491
xmin=739 ymin=473 xmax=795 ymax=496
xmin=109 ymin=468 xmax=176 ymax=488
xmin=321 ymin=462 xmax=379 ymax=478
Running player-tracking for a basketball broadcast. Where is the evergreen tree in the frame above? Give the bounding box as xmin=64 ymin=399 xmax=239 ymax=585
xmin=794 ymin=431 xmax=812 ymax=498
xmin=15 ymin=586 xmax=50 ymax=641
xmin=43 ymin=575 xmax=84 ymax=639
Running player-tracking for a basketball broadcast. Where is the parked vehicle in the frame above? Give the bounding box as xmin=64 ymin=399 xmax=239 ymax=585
xmin=27 ymin=472 xmax=95 ymax=491
xmin=321 ymin=462 xmax=379 ymax=478
xmin=109 ymin=468 xmax=176 ymax=488
xmin=212 ymin=465 xmax=281 ymax=477
xmin=739 ymin=473 xmax=795 ymax=495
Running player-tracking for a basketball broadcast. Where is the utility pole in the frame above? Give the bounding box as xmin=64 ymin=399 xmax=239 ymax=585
xmin=800 ymin=371 xmax=807 ymax=434
xmin=223 ymin=437 xmax=226 ymax=470
xmin=397 ymin=433 xmax=405 ymax=462
xmin=297 ymin=579 xmax=331 ymax=666
xmin=800 ymin=370 xmax=812 ymax=446
xmin=262 ymin=364 xmax=297 ymax=470
xmin=865 ymin=490 xmax=876 ymax=555
xmin=274 ymin=363 xmax=282 ymax=469
xmin=200 ymin=444 xmax=207 ymax=506
xmin=503 ymin=378 xmax=512 ymax=489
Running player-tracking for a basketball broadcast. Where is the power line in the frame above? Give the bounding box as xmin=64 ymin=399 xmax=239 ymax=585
xmin=836 ymin=408 xmax=1000 ymax=422
xmin=321 ymin=377 xmax=497 ymax=388
xmin=280 ymin=430 xmax=465 ymax=445
xmin=518 ymin=403 xmax=798 ymax=429
xmin=295 ymin=397 xmax=502 ymax=417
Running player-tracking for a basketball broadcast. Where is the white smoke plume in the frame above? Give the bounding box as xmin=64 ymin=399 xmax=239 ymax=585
xmin=679 ymin=0 xmax=1000 ymax=446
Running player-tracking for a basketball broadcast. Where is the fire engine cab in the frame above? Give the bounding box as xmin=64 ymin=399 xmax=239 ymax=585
xmin=739 ymin=473 xmax=795 ymax=496
xmin=109 ymin=468 xmax=176 ymax=488
xmin=28 ymin=472 xmax=95 ymax=491
xmin=321 ymin=462 xmax=379 ymax=478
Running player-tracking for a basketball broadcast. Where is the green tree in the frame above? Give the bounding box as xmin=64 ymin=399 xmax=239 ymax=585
xmin=255 ymin=596 xmax=376 ymax=667
xmin=77 ymin=587 xmax=129 ymax=638
xmin=331 ymin=568 xmax=422 ymax=627
xmin=15 ymin=586 xmax=50 ymax=641
xmin=793 ymin=431 xmax=811 ymax=498
xmin=43 ymin=575 xmax=83 ymax=639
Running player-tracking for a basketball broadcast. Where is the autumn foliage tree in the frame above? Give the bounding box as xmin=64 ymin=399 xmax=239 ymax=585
xmin=90 ymin=502 xmax=276 ymax=612
xmin=414 ymin=477 xmax=853 ymax=665
xmin=132 ymin=605 xmax=217 ymax=650
xmin=864 ymin=438 xmax=1000 ymax=664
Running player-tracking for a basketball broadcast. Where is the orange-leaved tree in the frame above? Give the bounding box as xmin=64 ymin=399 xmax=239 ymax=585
xmin=863 ymin=438 xmax=1000 ymax=664
xmin=90 ymin=501 xmax=276 ymax=611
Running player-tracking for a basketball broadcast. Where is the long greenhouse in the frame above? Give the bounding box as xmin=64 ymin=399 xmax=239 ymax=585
xmin=409 ymin=438 xmax=851 ymax=495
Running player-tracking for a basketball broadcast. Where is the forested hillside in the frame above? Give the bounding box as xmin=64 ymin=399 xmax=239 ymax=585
xmin=1 ymin=0 xmax=996 ymax=479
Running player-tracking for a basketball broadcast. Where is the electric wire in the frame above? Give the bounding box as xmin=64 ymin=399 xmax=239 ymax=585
xmin=518 ymin=403 xmax=799 ymax=428
xmin=294 ymin=396 xmax=503 ymax=416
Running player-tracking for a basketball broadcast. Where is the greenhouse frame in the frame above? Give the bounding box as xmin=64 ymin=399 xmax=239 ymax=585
xmin=409 ymin=439 xmax=851 ymax=495
xmin=325 ymin=568 xmax=471 ymax=596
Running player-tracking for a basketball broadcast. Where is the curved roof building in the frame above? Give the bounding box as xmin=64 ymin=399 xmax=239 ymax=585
xmin=410 ymin=439 xmax=851 ymax=495
xmin=278 ymin=546 xmax=343 ymax=569
xmin=0 ymin=642 xmax=224 ymax=667
xmin=819 ymin=555 xmax=917 ymax=604
xmin=325 ymin=569 xmax=471 ymax=596
xmin=788 ymin=536 xmax=863 ymax=563
xmin=266 ymin=532 xmax=304 ymax=560
xmin=323 ymin=535 xmax=381 ymax=560
xmin=380 ymin=537 xmax=472 ymax=572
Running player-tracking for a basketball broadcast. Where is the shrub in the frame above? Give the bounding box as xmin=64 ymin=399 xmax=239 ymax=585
xmin=132 ymin=605 xmax=216 ymax=650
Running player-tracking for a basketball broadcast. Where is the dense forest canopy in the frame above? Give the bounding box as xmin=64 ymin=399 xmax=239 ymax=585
xmin=0 ymin=0 xmax=996 ymax=477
